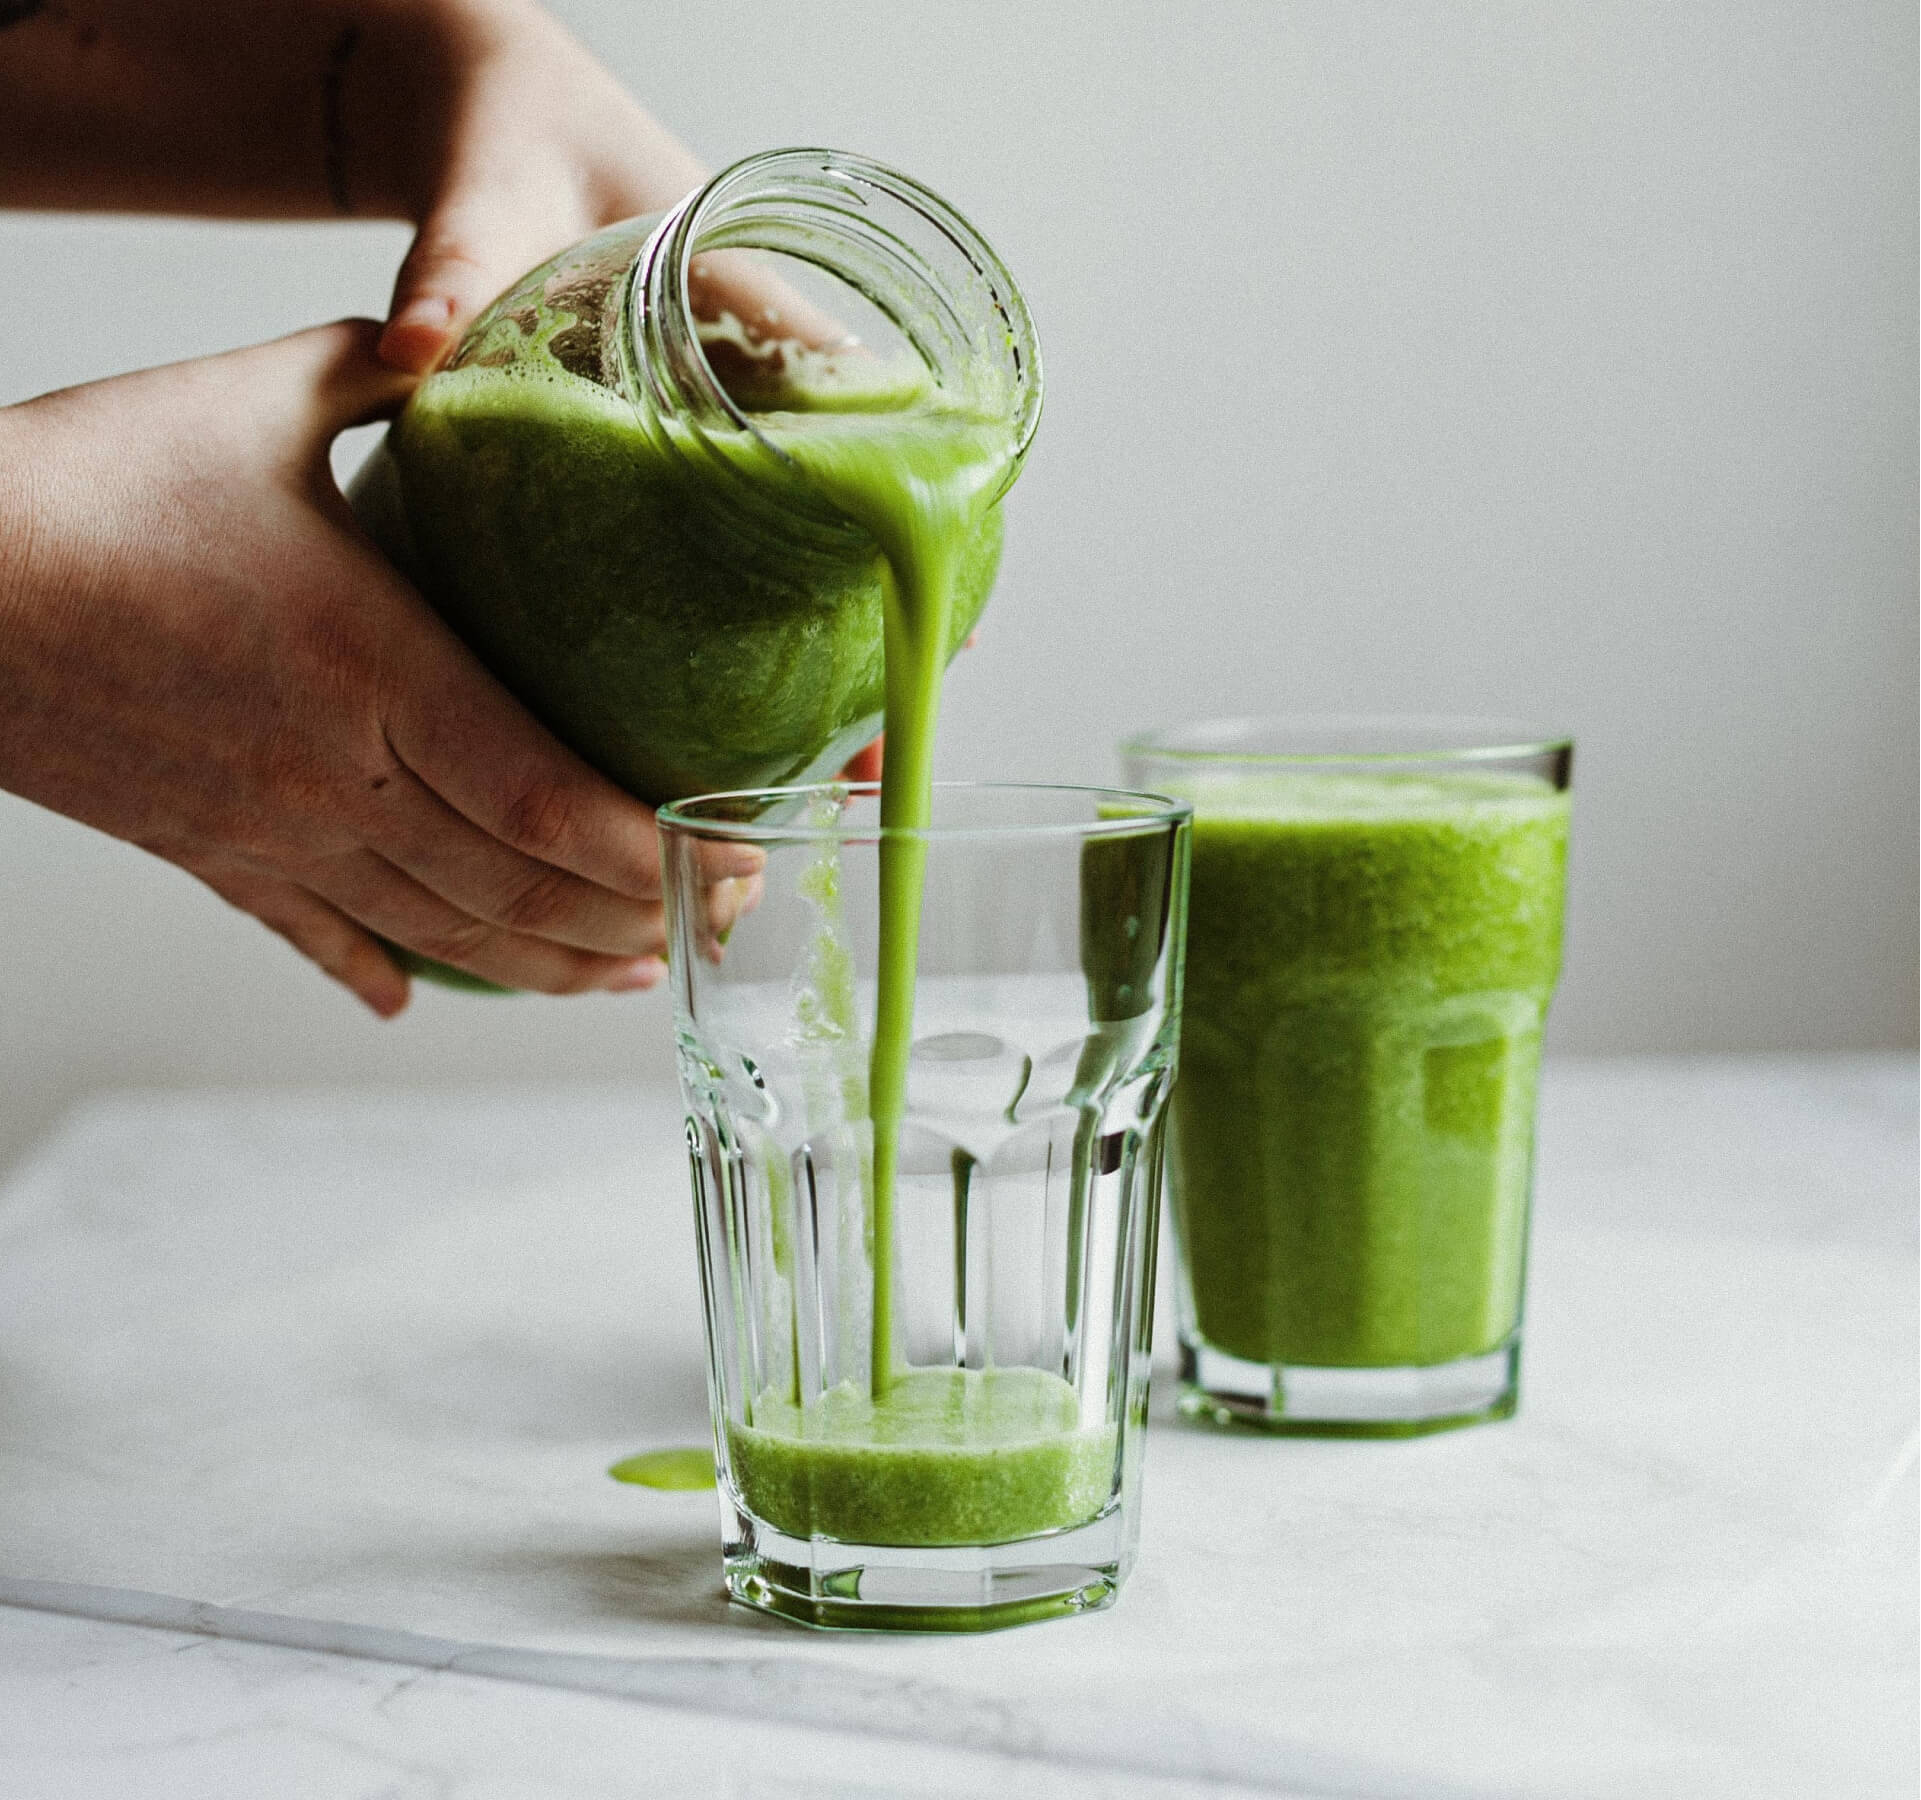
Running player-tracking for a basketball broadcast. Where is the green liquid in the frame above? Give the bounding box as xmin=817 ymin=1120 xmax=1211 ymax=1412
xmin=357 ymin=366 xmax=1001 ymax=805
xmin=727 ymin=1367 xmax=1115 ymax=1546
xmin=608 ymin=1446 xmax=717 ymax=1491
xmin=765 ymin=412 xmax=1013 ymax=1397
xmin=1165 ymin=771 xmax=1569 ymax=1368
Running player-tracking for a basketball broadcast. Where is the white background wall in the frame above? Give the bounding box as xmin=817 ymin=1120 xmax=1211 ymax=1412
xmin=1 ymin=0 xmax=1914 ymax=1174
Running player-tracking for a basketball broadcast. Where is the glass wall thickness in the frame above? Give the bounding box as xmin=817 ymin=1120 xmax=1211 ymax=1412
xmin=659 ymin=782 xmax=1190 ymax=1630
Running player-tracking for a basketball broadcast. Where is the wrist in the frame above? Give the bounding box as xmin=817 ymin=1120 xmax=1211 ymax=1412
xmin=335 ymin=1 xmax=554 ymax=221
xmin=0 ymin=403 xmax=44 ymax=635
xmin=318 ymin=6 xmax=442 ymax=221
xmin=0 ymin=400 xmax=60 ymax=788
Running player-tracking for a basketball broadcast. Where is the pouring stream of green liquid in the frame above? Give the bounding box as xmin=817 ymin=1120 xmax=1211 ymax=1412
xmin=611 ymin=409 xmax=1013 ymax=1490
xmin=764 ymin=409 xmax=1015 ymax=1397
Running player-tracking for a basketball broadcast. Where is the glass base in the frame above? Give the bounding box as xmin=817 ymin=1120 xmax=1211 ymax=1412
xmin=720 ymin=1494 xmax=1131 ymax=1633
xmin=1178 ymin=1334 xmax=1520 ymax=1438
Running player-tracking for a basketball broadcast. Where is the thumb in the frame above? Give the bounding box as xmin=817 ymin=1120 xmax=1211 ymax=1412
xmin=227 ymin=319 xmax=415 ymax=458
xmin=380 ymin=186 xmax=577 ymax=375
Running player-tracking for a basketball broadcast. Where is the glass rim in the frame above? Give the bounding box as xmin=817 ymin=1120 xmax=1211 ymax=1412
xmin=653 ymin=146 xmax=1043 ymax=470
xmin=1121 ymin=714 xmax=1573 ymax=767
xmin=656 ymin=780 xmax=1192 ymax=844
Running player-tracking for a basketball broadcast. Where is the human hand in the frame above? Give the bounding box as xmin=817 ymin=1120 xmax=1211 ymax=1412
xmin=375 ymin=0 xmax=708 ymax=374
xmin=372 ymin=2 xmax=857 ymax=373
xmin=0 ymin=319 xmax=761 ymax=1015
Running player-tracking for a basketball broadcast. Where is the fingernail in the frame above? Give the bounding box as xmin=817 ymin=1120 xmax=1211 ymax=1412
xmin=363 ymin=983 xmax=410 ymax=1020
xmin=378 ymin=297 xmax=459 ymax=372
xmin=605 ymin=957 xmax=666 ymax=993
xmin=392 ymin=295 xmax=457 ymax=330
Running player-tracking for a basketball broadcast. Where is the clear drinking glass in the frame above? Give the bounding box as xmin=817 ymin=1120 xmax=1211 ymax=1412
xmin=1122 ymin=719 xmax=1572 ymax=1436
xmin=658 ymin=782 xmax=1191 ymax=1630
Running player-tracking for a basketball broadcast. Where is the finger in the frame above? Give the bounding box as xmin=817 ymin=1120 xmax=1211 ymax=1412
xmin=694 ymin=836 xmax=767 ymax=887
xmin=841 ymin=738 xmax=884 ymax=784
xmin=308 ymin=848 xmax=666 ymax=996
xmin=230 ymin=319 xmax=416 ymax=452
xmin=365 ymin=761 xmax=671 ymax=958
xmin=714 ymin=869 xmax=765 ymax=945
xmin=318 ymin=525 xmax=764 ymax=917
xmin=379 ymin=179 xmax=583 ymax=375
xmin=380 ymin=637 xmax=765 ymax=901
xmin=376 ymin=16 xmax=711 ymax=376
xmin=705 ymin=873 xmax=756 ymax=938
xmin=192 ymin=861 xmax=411 ymax=1019
xmin=688 ymin=249 xmax=854 ymax=352
xmin=680 ymin=868 xmax=767 ymax=966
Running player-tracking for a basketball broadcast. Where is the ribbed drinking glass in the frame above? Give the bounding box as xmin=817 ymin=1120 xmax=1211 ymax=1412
xmin=658 ymin=782 xmax=1190 ymax=1630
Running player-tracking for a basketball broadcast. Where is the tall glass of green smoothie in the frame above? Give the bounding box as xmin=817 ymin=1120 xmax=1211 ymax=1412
xmin=658 ymin=782 xmax=1190 ymax=1631
xmin=1123 ymin=720 xmax=1572 ymax=1436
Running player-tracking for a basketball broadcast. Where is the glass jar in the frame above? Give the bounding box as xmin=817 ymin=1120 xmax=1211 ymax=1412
xmin=349 ymin=145 xmax=1040 ymax=808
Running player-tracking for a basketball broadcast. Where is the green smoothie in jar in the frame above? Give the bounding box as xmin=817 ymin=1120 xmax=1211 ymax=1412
xmin=348 ymin=150 xmax=1037 ymax=988
xmin=1125 ymin=722 xmax=1571 ymax=1435
xmin=352 ymin=339 xmax=1003 ymax=809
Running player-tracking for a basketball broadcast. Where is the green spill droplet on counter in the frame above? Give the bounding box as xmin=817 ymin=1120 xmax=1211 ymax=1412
xmin=609 ymin=1447 xmax=716 ymax=1490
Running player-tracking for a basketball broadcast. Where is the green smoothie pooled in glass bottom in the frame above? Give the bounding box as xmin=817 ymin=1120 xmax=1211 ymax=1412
xmin=355 ymin=186 xmax=1091 ymax=1544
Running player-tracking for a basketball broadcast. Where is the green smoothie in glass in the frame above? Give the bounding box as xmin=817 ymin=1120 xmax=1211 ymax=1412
xmin=727 ymin=1367 xmax=1115 ymax=1546
xmin=1126 ymin=722 xmax=1571 ymax=1435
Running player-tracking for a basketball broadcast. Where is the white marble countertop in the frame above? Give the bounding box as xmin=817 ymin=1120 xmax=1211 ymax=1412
xmin=1 ymin=1057 xmax=1913 ymax=1799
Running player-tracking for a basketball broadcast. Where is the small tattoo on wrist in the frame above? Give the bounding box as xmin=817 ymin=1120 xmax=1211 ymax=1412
xmin=322 ymin=23 xmax=361 ymax=216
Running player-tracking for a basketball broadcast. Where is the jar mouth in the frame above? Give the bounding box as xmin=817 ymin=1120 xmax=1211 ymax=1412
xmin=1123 ymin=715 xmax=1573 ymax=767
xmin=658 ymin=782 xmax=1188 ymax=845
xmin=630 ymin=148 xmax=1042 ymax=516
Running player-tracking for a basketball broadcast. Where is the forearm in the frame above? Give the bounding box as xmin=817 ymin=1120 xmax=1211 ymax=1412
xmin=0 ymin=0 xmax=513 ymax=218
